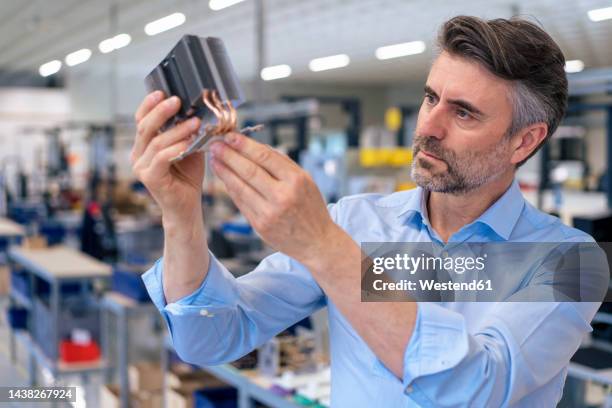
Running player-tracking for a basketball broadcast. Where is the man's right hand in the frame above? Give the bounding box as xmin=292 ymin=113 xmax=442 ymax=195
xmin=130 ymin=91 xmax=204 ymax=224
xmin=131 ymin=91 xmax=210 ymax=303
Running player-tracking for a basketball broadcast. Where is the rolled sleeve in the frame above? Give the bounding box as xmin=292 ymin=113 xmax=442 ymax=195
xmin=402 ymin=302 xmax=469 ymax=388
xmin=142 ymin=250 xmax=239 ymax=313
xmin=141 ymin=257 xmax=166 ymax=311
xmin=141 ymin=250 xmax=241 ymax=348
xmin=370 ymin=302 xmax=470 ymax=395
xmin=141 ymin=246 xmax=325 ymax=366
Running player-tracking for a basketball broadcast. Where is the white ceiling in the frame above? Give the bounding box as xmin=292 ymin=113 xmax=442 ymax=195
xmin=1 ymin=0 xmax=612 ymax=85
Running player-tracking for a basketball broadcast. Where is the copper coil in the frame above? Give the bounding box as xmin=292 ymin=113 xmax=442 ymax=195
xmin=210 ymin=90 xmax=231 ymax=133
xmin=201 ymin=88 xmax=242 ymax=135
xmin=202 ymin=90 xmax=223 ymax=130
xmin=225 ymin=101 xmax=237 ymax=130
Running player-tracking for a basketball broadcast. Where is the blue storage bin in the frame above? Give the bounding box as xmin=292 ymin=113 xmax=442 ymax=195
xmin=8 ymin=202 xmax=44 ymax=225
xmin=39 ymin=220 xmax=66 ymax=246
xmin=11 ymin=267 xmax=84 ymax=300
xmin=10 ymin=270 xmax=31 ymax=299
xmin=194 ymin=387 xmax=237 ymax=408
xmin=0 ymin=237 xmax=8 ymax=252
xmin=35 ymin=278 xmax=85 ymax=299
xmin=7 ymin=306 xmax=28 ymax=330
xmin=221 ymin=222 xmax=253 ymax=236
xmin=112 ymin=265 xmax=151 ymax=302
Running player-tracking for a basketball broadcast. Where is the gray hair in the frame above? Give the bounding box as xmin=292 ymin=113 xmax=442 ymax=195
xmin=507 ymin=80 xmax=551 ymax=137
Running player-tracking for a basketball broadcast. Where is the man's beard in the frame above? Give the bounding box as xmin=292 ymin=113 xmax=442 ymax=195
xmin=410 ymin=134 xmax=512 ymax=194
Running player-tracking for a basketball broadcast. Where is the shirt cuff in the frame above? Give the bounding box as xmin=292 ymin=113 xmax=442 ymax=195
xmin=142 ymin=250 xmax=239 ymax=314
xmin=402 ymin=302 xmax=469 ymax=387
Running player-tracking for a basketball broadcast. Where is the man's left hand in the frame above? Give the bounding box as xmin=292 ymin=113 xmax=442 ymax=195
xmin=210 ymin=132 xmax=413 ymax=379
xmin=209 ymin=132 xmax=349 ymax=268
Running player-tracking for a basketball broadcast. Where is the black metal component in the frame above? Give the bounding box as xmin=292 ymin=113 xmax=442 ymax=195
xmin=144 ymin=35 xmax=244 ymax=131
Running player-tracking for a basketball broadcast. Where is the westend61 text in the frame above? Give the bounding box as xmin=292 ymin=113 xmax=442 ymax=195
xmin=373 ymin=279 xmax=493 ymax=292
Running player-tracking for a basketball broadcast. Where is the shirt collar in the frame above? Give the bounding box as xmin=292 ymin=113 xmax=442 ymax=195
xmin=373 ymin=186 xmax=425 ymax=225
xmin=383 ymin=179 xmax=524 ymax=240
xmin=472 ymin=179 xmax=525 ymax=240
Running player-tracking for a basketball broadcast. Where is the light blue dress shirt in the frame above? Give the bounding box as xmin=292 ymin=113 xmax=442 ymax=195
xmin=143 ymin=179 xmax=601 ymax=407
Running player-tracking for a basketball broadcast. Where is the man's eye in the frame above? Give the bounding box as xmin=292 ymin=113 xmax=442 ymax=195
xmin=424 ymin=94 xmax=435 ymax=105
xmin=456 ymin=109 xmax=471 ymax=119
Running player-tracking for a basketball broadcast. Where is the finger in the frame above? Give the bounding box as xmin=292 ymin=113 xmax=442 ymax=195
xmin=223 ymin=132 xmax=297 ymax=180
xmin=209 ymin=142 xmax=277 ymax=198
xmin=210 ymin=157 xmax=265 ymax=217
xmin=139 ymin=117 xmax=201 ymax=168
xmin=133 ymin=96 xmax=181 ymax=159
xmin=135 ymin=91 xmax=164 ymax=123
xmin=144 ymin=139 xmax=195 ymax=181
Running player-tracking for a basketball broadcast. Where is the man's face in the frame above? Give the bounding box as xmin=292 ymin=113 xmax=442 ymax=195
xmin=411 ymin=51 xmax=515 ymax=194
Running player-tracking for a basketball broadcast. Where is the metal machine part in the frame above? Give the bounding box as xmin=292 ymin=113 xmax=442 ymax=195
xmin=145 ymin=35 xmax=263 ymax=162
xmin=170 ymin=124 xmax=264 ymax=163
xmin=145 ymin=35 xmax=244 ymax=130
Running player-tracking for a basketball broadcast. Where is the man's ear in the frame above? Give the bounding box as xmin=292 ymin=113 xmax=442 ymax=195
xmin=509 ymin=123 xmax=549 ymax=165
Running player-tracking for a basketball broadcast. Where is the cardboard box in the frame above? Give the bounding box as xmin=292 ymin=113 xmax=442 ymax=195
xmin=137 ymin=391 xmax=163 ymax=408
xmin=167 ymin=364 xmax=227 ymax=392
xmin=129 ymin=361 xmax=163 ymax=392
xmin=100 ymin=384 xmax=121 ymax=408
xmin=167 ymin=388 xmax=193 ymax=408
xmin=22 ymin=235 xmax=47 ymax=249
xmin=0 ymin=265 xmax=10 ymax=296
xmin=100 ymin=385 xmax=162 ymax=408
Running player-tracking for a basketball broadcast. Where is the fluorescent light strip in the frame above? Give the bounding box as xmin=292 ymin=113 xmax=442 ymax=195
xmin=588 ymin=6 xmax=612 ymax=22
xmin=111 ymin=33 xmax=131 ymax=50
xmin=209 ymin=0 xmax=245 ymax=11
xmin=261 ymin=64 xmax=291 ymax=81
xmin=99 ymin=33 xmax=131 ymax=54
xmin=145 ymin=12 xmax=186 ymax=36
xmin=39 ymin=60 xmax=62 ymax=77
xmin=375 ymin=41 xmax=425 ymax=60
xmin=309 ymin=54 xmax=350 ymax=72
xmin=99 ymin=38 xmax=115 ymax=54
xmin=565 ymin=59 xmax=584 ymax=73
xmin=65 ymin=48 xmax=92 ymax=67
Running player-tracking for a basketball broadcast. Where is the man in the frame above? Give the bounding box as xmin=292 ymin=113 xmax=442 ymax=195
xmin=132 ymin=16 xmax=603 ymax=407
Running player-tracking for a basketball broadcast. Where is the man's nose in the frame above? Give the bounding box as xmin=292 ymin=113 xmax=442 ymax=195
xmin=416 ymin=103 xmax=447 ymax=140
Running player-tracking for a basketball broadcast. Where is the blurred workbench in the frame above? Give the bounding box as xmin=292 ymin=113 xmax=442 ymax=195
xmin=0 ymin=217 xmax=25 ymax=239
xmin=7 ymin=244 xmax=111 ymax=387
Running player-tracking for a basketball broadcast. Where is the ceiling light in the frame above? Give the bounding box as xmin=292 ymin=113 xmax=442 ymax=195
xmin=588 ymin=6 xmax=612 ymax=22
xmin=39 ymin=60 xmax=62 ymax=77
xmin=308 ymin=54 xmax=350 ymax=72
xmin=144 ymin=13 xmax=186 ymax=36
xmin=99 ymin=39 xmax=115 ymax=54
xmin=209 ymin=0 xmax=246 ymax=11
xmin=65 ymin=48 xmax=92 ymax=67
xmin=111 ymin=33 xmax=131 ymax=50
xmin=375 ymin=41 xmax=426 ymax=60
xmin=99 ymin=33 xmax=132 ymax=54
xmin=565 ymin=59 xmax=584 ymax=73
xmin=261 ymin=64 xmax=292 ymax=81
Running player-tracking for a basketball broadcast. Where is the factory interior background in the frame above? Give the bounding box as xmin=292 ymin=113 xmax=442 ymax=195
xmin=0 ymin=0 xmax=611 ymax=407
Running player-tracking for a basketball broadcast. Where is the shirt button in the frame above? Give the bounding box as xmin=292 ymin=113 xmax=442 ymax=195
xmin=200 ymin=309 xmax=209 ymax=316
xmin=405 ymin=385 xmax=414 ymax=394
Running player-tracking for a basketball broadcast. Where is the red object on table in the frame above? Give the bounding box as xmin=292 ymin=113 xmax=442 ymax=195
xmin=59 ymin=340 xmax=101 ymax=363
